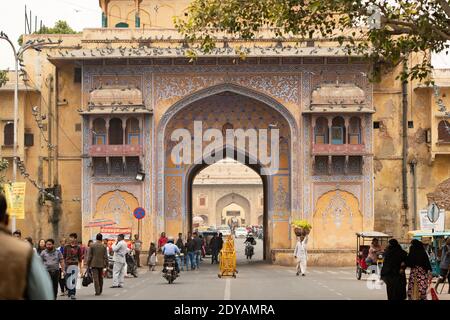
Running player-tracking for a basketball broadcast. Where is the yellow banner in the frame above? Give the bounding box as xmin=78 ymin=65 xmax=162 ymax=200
xmin=4 ymin=182 xmax=26 ymax=219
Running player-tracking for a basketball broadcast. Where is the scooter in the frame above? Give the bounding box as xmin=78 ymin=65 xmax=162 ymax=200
xmin=245 ymin=242 xmax=254 ymax=260
xmin=162 ymin=256 xmax=178 ymax=284
xmin=126 ymin=250 xmax=138 ymax=278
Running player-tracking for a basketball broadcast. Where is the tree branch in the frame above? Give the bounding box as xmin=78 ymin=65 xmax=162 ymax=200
xmin=436 ymin=0 xmax=450 ymax=18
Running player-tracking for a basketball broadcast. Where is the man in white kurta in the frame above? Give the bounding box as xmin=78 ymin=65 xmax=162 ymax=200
xmin=294 ymin=235 xmax=308 ymax=276
xmin=111 ymin=234 xmax=129 ymax=288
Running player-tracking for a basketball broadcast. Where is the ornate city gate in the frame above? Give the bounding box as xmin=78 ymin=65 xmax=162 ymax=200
xmin=157 ymin=83 xmax=298 ymax=259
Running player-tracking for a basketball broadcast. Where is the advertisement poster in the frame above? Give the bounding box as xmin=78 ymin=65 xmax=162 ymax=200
xmin=100 ymin=227 xmax=133 ymax=250
xmin=4 ymin=182 xmax=26 ymax=219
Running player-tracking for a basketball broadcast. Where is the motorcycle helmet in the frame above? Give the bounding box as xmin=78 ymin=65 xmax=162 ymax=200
xmin=167 ymin=236 xmax=174 ymax=243
xmin=248 ymin=233 xmax=253 ymax=237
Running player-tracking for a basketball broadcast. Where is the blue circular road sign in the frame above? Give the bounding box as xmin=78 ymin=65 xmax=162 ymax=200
xmin=133 ymin=207 xmax=146 ymax=220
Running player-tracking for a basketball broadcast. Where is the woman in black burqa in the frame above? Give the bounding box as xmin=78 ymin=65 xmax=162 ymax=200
xmin=406 ymin=239 xmax=432 ymax=300
xmin=380 ymin=239 xmax=407 ymax=300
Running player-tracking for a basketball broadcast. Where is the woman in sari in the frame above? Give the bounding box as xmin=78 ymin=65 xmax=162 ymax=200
xmin=406 ymin=239 xmax=432 ymax=300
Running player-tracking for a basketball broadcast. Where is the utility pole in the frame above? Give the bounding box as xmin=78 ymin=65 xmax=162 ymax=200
xmin=0 ymin=31 xmax=61 ymax=231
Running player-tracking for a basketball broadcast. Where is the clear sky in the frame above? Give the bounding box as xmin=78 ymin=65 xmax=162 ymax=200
xmin=0 ymin=1 xmax=448 ymax=69
xmin=0 ymin=0 xmax=101 ymax=69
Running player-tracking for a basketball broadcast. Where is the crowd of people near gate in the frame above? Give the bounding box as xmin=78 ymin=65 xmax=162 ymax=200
xmin=150 ymin=231 xmax=225 ymax=272
xmin=2 ymin=186 xmax=450 ymax=300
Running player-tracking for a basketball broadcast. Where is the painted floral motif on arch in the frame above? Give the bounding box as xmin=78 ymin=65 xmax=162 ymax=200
xmin=93 ymin=190 xmax=139 ymax=232
xmin=312 ymin=190 xmax=363 ymax=249
xmin=154 ymin=73 xmax=300 ymax=104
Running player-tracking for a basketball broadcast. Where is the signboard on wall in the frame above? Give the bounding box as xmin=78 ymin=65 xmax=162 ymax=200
xmin=419 ymin=209 xmax=445 ymax=231
xmin=4 ymin=182 xmax=26 ymax=219
xmin=100 ymin=227 xmax=133 ymax=250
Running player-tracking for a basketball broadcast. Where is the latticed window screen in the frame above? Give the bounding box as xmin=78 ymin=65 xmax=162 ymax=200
xmin=348 ymin=156 xmax=363 ymax=175
xmin=314 ymin=156 xmax=328 ymax=175
xmin=110 ymin=157 xmax=123 ymax=175
xmin=125 ymin=157 xmax=139 ymax=176
xmin=349 ymin=117 xmax=361 ymax=144
xmin=93 ymin=118 xmax=106 ymax=145
xmin=126 ymin=118 xmax=140 ymax=145
xmin=314 ymin=117 xmax=329 ymax=144
xmin=332 ymin=156 xmax=346 ymax=175
xmin=93 ymin=157 xmax=107 ymax=176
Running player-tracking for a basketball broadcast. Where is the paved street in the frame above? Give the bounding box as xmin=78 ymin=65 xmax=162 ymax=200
xmin=59 ymin=239 xmax=450 ymax=300
xmin=59 ymin=240 xmax=392 ymax=300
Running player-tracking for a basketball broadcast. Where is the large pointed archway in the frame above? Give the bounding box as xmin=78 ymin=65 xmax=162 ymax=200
xmin=157 ymin=84 xmax=298 ymax=261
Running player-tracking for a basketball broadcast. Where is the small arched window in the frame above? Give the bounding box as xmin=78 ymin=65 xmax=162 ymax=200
xmin=314 ymin=117 xmax=329 ymax=144
xmin=126 ymin=118 xmax=140 ymax=145
xmin=3 ymin=122 xmax=14 ymax=146
xmin=438 ymin=120 xmax=450 ymax=142
xmin=348 ymin=117 xmax=361 ymax=144
xmin=331 ymin=117 xmax=346 ymax=144
xmin=92 ymin=118 xmax=106 ymax=145
xmin=109 ymin=118 xmax=123 ymax=145
xmin=115 ymin=22 xmax=129 ymax=28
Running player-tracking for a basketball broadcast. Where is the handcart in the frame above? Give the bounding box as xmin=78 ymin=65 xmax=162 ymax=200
xmin=218 ymin=235 xmax=238 ymax=278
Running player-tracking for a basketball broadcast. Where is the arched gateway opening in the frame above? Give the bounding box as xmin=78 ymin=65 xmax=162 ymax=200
xmin=187 ymin=153 xmax=267 ymax=260
xmin=158 ymin=84 xmax=298 ymax=262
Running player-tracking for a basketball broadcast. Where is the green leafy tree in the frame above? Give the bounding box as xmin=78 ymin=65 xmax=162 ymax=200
xmin=176 ymin=0 xmax=450 ymax=82
xmin=0 ymin=159 xmax=9 ymax=188
xmin=0 ymin=70 xmax=8 ymax=88
xmin=18 ymin=20 xmax=78 ymax=45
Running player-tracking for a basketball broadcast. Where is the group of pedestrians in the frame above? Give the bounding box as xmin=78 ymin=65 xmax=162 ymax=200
xmin=149 ymin=231 xmax=224 ymax=272
xmin=381 ymin=238 xmax=449 ymax=300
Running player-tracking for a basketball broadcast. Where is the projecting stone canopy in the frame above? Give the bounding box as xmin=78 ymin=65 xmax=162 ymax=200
xmin=89 ymin=85 xmax=143 ymax=107
xmin=306 ymin=82 xmax=373 ymax=113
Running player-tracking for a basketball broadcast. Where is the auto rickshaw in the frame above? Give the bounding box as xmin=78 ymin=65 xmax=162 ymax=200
xmin=407 ymin=230 xmax=450 ymax=277
xmin=356 ymin=231 xmax=391 ymax=280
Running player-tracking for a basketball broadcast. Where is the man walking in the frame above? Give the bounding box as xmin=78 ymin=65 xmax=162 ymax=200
xmin=175 ymin=233 xmax=185 ymax=270
xmin=294 ymin=235 xmax=308 ymax=276
xmin=132 ymin=234 xmax=143 ymax=268
xmin=63 ymin=233 xmax=83 ymax=300
xmin=88 ymin=233 xmax=108 ymax=296
xmin=186 ymin=235 xmax=196 ymax=270
xmin=40 ymin=239 xmax=65 ymax=299
xmin=57 ymin=238 xmax=67 ymax=296
xmin=193 ymin=232 xmax=203 ymax=269
xmin=216 ymin=233 xmax=224 ymax=263
xmin=111 ymin=234 xmax=129 ymax=288
xmin=210 ymin=233 xmax=218 ymax=264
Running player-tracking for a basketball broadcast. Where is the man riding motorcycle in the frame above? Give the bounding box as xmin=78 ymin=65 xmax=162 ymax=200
xmin=244 ymin=233 xmax=256 ymax=259
xmin=162 ymin=237 xmax=180 ymax=273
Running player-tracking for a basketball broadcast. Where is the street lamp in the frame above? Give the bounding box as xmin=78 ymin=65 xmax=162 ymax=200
xmin=0 ymin=31 xmax=61 ymax=232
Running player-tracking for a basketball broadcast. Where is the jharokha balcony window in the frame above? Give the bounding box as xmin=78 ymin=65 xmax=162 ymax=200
xmin=312 ymin=115 xmax=365 ymax=155
xmin=89 ymin=117 xmax=143 ymax=157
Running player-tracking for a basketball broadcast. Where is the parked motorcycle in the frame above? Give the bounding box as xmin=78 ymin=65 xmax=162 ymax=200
xmin=162 ymin=256 xmax=178 ymax=284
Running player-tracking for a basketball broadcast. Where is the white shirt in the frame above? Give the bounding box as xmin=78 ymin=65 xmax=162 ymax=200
xmin=111 ymin=240 xmax=129 ymax=263
xmin=294 ymin=236 xmax=308 ymax=261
